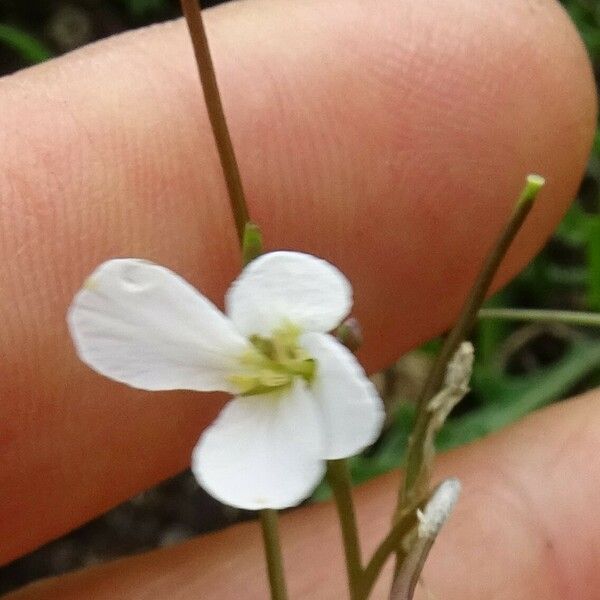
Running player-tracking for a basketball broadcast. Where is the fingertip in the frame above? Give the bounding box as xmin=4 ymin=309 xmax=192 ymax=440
xmin=0 ymin=0 xmax=596 ymax=562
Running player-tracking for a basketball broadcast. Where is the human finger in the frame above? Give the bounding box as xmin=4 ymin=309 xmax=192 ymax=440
xmin=9 ymin=390 xmax=600 ymax=599
xmin=0 ymin=0 xmax=595 ymax=563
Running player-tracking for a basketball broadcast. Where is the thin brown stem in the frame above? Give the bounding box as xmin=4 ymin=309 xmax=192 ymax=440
xmin=396 ymin=175 xmax=545 ymax=566
xmin=415 ymin=176 xmax=543 ymax=418
xmin=180 ymin=0 xmax=249 ymax=244
xmin=391 ymin=479 xmax=461 ymax=599
xmin=389 ymin=536 xmax=435 ymax=600
xmin=360 ymin=504 xmax=419 ymax=598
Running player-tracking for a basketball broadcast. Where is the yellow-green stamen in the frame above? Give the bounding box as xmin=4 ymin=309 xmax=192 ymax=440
xmin=228 ymin=323 xmax=317 ymax=396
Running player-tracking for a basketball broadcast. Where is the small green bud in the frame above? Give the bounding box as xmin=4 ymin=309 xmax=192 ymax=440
xmin=517 ymin=173 xmax=545 ymax=209
xmin=242 ymin=222 xmax=263 ymax=266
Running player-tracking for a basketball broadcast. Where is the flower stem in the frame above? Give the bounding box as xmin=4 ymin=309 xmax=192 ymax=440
xmin=411 ymin=175 xmax=544 ymax=426
xmin=389 ymin=536 xmax=435 ymax=600
xmin=259 ymin=509 xmax=289 ymax=600
xmin=179 ymin=0 xmax=250 ymax=244
xmin=326 ymin=459 xmax=363 ymax=599
xmin=360 ymin=503 xmax=420 ymax=598
xmin=390 ymin=479 xmax=461 ymax=600
xmin=478 ymin=307 xmax=600 ymax=327
xmin=396 ymin=175 xmax=545 ymax=561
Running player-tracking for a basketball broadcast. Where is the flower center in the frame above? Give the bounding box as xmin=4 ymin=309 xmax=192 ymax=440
xmin=228 ymin=323 xmax=316 ymax=396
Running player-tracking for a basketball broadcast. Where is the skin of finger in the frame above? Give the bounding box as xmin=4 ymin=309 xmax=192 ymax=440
xmin=0 ymin=0 xmax=595 ymax=563
xmin=9 ymin=390 xmax=600 ymax=600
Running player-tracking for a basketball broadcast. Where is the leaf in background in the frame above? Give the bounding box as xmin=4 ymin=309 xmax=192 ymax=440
xmin=0 ymin=23 xmax=52 ymax=64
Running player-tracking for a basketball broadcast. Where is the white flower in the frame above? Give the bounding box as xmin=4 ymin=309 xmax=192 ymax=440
xmin=67 ymin=251 xmax=385 ymax=510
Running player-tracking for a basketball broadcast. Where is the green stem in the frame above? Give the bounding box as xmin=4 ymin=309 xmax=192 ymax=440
xmin=259 ymin=509 xmax=289 ymax=600
xmin=326 ymin=459 xmax=363 ymax=599
xmin=389 ymin=536 xmax=435 ymax=600
xmin=413 ymin=176 xmax=543 ymax=420
xmin=179 ymin=0 xmax=250 ymax=244
xmin=478 ymin=307 xmax=600 ymax=327
xmin=360 ymin=505 xmax=419 ymax=598
xmin=396 ymin=175 xmax=544 ymax=564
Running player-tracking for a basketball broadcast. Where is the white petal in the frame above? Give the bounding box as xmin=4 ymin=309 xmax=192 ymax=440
xmin=67 ymin=259 xmax=251 ymax=391
xmin=192 ymin=381 xmax=325 ymax=510
xmin=301 ymin=332 xmax=385 ymax=459
xmin=225 ymin=251 xmax=352 ymax=337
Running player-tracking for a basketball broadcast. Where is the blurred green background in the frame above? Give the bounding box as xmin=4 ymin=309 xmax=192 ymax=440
xmin=0 ymin=0 xmax=599 ymax=594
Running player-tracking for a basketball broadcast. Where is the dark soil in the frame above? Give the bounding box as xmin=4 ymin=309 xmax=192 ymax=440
xmin=0 ymin=1 xmax=221 ymax=75
xmin=0 ymin=470 xmax=250 ymax=595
